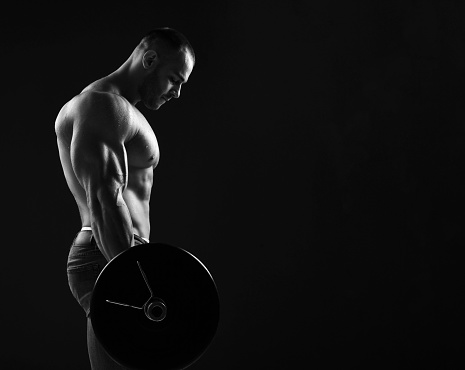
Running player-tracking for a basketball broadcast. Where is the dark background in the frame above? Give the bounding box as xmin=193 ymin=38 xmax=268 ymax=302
xmin=1 ymin=0 xmax=464 ymax=369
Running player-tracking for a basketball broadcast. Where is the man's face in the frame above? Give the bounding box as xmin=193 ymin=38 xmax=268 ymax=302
xmin=140 ymin=50 xmax=194 ymax=110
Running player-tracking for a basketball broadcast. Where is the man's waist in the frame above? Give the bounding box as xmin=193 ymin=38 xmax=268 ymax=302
xmin=77 ymin=227 xmax=149 ymax=245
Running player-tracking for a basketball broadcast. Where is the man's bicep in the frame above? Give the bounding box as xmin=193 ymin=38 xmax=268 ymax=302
xmin=70 ymin=92 xmax=131 ymax=192
xmin=70 ymin=127 xmax=128 ymax=195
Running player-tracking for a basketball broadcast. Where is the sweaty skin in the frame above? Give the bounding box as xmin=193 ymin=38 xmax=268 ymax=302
xmin=55 ymin=89 xmax=159 ymax=260
xmin=55 ymin=47 xmax=193 ymax=261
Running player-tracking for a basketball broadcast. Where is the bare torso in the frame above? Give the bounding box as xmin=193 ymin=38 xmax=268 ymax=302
xmin=55 ymin=82 xmax=159 ymax=240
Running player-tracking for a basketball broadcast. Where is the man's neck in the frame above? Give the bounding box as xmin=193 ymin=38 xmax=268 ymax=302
xmin=105 ymin=64 xmax=141 ymax=106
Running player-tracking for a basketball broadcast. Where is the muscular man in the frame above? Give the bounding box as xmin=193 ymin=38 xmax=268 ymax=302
xmin=55 ymin=28 xmax=195 ymax=369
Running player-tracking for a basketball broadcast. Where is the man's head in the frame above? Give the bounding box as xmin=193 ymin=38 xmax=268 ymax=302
xmin=136 ymin=28 xmax=195 ymax=110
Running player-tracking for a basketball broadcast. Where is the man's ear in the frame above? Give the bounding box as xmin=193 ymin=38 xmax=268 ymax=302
xmin=142 ymin=50 xmax=158 ymax=69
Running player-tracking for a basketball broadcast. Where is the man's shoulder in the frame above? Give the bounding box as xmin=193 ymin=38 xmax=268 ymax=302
xmin=72 ymin=90 xmax=130 ymax=118
xmin=64 ymin=91 xmax=138 ymax=141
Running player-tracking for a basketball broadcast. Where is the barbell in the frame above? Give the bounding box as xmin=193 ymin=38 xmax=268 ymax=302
xmin=90 ymin=242 xmax=220 ymax=370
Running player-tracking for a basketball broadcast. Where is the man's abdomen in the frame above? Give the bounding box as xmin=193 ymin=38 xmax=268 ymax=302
xmin=123 ymin=188 xmax=150 ymax=240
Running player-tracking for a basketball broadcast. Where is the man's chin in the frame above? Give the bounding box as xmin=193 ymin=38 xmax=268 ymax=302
xmin=144 ymin=101 xmax=162 ymax=111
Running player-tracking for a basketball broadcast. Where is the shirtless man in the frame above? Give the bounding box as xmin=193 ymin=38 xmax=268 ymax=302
xmin=55 ymin=28 xmax=195 ymax=369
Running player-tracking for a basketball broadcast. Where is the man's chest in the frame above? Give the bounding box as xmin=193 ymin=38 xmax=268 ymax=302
xmin=125 ymin=118 xmax=160 ymax=169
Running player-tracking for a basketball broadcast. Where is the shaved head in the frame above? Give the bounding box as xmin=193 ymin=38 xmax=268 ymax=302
xmin=137 ymin=27 xmax=195 ymax=65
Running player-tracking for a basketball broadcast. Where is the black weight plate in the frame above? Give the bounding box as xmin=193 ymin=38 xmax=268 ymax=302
xmin=90 ymin=243 xmax=220 ymax=370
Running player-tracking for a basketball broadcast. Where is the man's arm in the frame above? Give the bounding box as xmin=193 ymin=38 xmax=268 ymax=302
xmin=71 ymin=92 xmax=135 ymax=261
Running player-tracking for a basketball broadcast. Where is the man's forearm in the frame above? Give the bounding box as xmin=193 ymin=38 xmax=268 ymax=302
xmin=89 ymin=188 xmax=134 ymax=261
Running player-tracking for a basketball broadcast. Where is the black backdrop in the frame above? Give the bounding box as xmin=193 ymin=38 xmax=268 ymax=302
xmin=1 ymin=1 xmax=464 ymax=369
